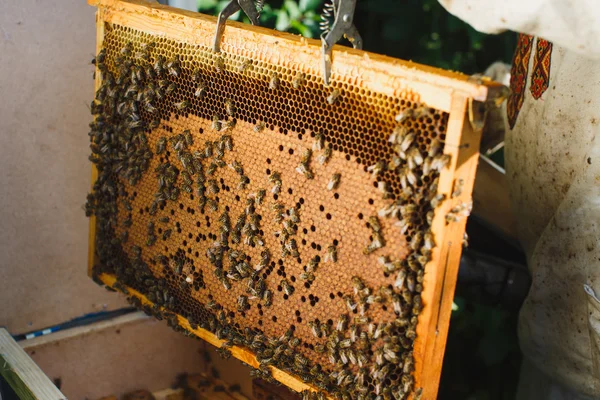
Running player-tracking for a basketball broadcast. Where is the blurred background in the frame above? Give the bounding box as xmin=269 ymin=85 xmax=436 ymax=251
xmin=192 ymin=1 xmax=521 ymax=399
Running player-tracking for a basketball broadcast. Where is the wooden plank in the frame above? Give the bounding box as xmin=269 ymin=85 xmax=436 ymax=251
xmin=472 ymin=155 xmax=518 ymax=240
xmin=0 ymin=328 xmax=66 ymax=400
xmin=0 ymin=0 xmax=128 ymax=335
xmin=414 ymin=94 xmax=481 ymax=399
xmin=21 ymin=312 xmax=206 ymax=400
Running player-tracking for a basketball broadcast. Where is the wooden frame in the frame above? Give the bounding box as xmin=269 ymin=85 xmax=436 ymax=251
xmin=86 ymin=1 xmax=504 ymax=398
xmin=0 ymin=328 xmax=66 ymax=400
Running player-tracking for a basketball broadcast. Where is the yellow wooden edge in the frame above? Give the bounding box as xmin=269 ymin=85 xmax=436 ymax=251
xmin=413 ymin=94 xmax=479 ymax=400
xmin=88 ymin=7 xmax=106 ymax=277
xmin=95 ymin=272 xmax=320 ymax=397
xmin=87 ymin=0 xmax=506 ymax=109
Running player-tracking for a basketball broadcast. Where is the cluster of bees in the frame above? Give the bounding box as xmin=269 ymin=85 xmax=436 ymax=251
xmin=84 ymin=24 xmax=460 ymax=400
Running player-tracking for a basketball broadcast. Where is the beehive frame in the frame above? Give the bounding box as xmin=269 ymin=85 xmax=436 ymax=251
xmin=86 ymin=1 xmax=505 ymax=398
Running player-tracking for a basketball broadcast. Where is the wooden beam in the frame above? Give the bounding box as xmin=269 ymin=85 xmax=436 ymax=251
xmin=0 ymin=328 xmax=66 ymax=400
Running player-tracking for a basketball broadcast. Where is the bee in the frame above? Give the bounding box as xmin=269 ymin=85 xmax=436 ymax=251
xmin=211 ymin=114 xmax=222 ymax=132
xmin=327 ymin=173 xmax=341 ymax=191
xmin=269 ymin=72 xmax=280 ymax=90
xmin=318 ymin=147 xmax=332 ymax=165
xmin=207 ymin=198 xmax=218 ymax=212
xmin=364 ymin=232 xmax=385 ymax=255
xmin=180 ymin=171 xmax=192 ymax=186
xmin=207 ymin=179 xmax=219 ymax=194
xmin=220 ymin=134 xmax=233 ymax=151
xmin=229 ymin=160 xmax=244 ymax=175
xmin=214 ymin=56 xmax=225 ymax=73
xmin=398 ymin=132 xmax=415 ymax=154
xmin=120 ymin=42 xmax=133 ymax=56
xmin=254 ymin=121 xmax=265 ymax=133
xmin=309 ymin=133 xmax=324 ymax=153
xmin=292 ymin=72 xmax=305 ymax=89
xmin=174 ymin=100 xmax=190 ymax=111
xmin=254 ymin=189 xmax=266 ymax=205
xmin=432 ymin=153 xmax=451 ymax=171
xmin=351 ymin=276 xmax=365 ymax=295
xmin=445 ymin=201 xmax=472 ymax=222
xmin=280 ymin=279 xmax=294 ymax=296
xmin=399 ymin=167 xmax=417 ymax=190
xmin=169 ymin=258 xmax=183 ymax=275
xmin=162 ymin=228 xmax=172 ymax=240
xmin=326 ymin=89 xmax=341 ymax=105
xmin=296 ymin=162 xmax=314 ymax=179
xmin=149 ymin=119 xmax=160 ymax=129
xmin=406 ymin=147 xmax=424 ymax=169
xmin=237 ymin=295 xmax=248 ymax=312
xmin=225 ymin=98 xmax=235 ymax=117
xmin=299 ymin=272 xmax=315 ymax=281
xmin=405 ymin=328 xmax=417 ymax=340
xmin=263 ymin=289 xmax=273 ymax=306
xmin=343 ymin=294 xmax=357 ymax=312
xmin=325 ymin=244 xmax=337 ymax=263
xmin=238 ymin=174 xmax=250 ymax=190
xmin=377 ymin=181 xmax=392 ymax=199
xmin=452 ymin=178 xmax=464 ymax=198
xmin=423 ymin=232 xmax=435 ymax=251
xmin=165 ymin=82 xmax=177 ymax=95
xmin=131 ymin=245 xmax=142 ymax=258
xmin=367 ymin=160 xmax=386 ymax=177
xmin=429 ymin=138 xmax=443 ymax=158
xmin=388 ymin=125 xmax=409 ymax=145
xmin=194 ymin=81 xmax=206 ymax=99
xmin=368 ymin=216 xmax=382 ymax=232
xmin=413 ymin=295 xmax=423 ymax=312
xmin=307 ymin=320 xmax=321 ymax=338
xmin=394 ymin=107 xmax=416 ymax=123
xmin=269 ymin=171 xmax=282 ymax=194
xmin=183 ymin=130 xmax=193 ymax=146
xmin=238 ymin=59 xmax=252 ymax=73
xmin=354 ymin=316 xmax=370 ymax=325
xmin=166 ymin=57 xmax=181 ymax=77
xmin=306 ymin=256 xmax=319 ymax=273
xmin=336 ymin=314 xmax=349 ymax=332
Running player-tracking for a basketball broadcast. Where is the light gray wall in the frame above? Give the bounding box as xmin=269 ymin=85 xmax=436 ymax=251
xmin=0 ymin=1 xmax=127 ymax=334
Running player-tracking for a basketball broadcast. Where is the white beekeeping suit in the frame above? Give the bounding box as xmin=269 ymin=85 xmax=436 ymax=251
xmin=438 ymin=1 xmax=600 ymax=399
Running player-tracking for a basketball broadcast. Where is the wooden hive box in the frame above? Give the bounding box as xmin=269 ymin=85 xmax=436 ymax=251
xmin=85 ymin=1 xmax=506 ymax=398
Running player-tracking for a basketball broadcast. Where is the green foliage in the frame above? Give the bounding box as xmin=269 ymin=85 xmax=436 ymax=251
xmin=354 ymin=0 xmax=516 ymax=73
xmin=198 ymin=0 xmax=323 ymax=38
xmin=440 ymin=298 xmax=521 ymax=400
xmin=197 ymin=0 xmax=516 ymax=73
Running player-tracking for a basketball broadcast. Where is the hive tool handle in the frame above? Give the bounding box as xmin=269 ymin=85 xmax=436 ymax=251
xmin=321 ymin=0 xmax=362 ymax=86
xmin=213 ymin=0 xmax=261 ymax=53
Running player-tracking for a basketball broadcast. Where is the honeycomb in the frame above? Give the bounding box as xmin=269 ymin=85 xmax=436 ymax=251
xmin=86 ymin=9 xmax=468 ymax=400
